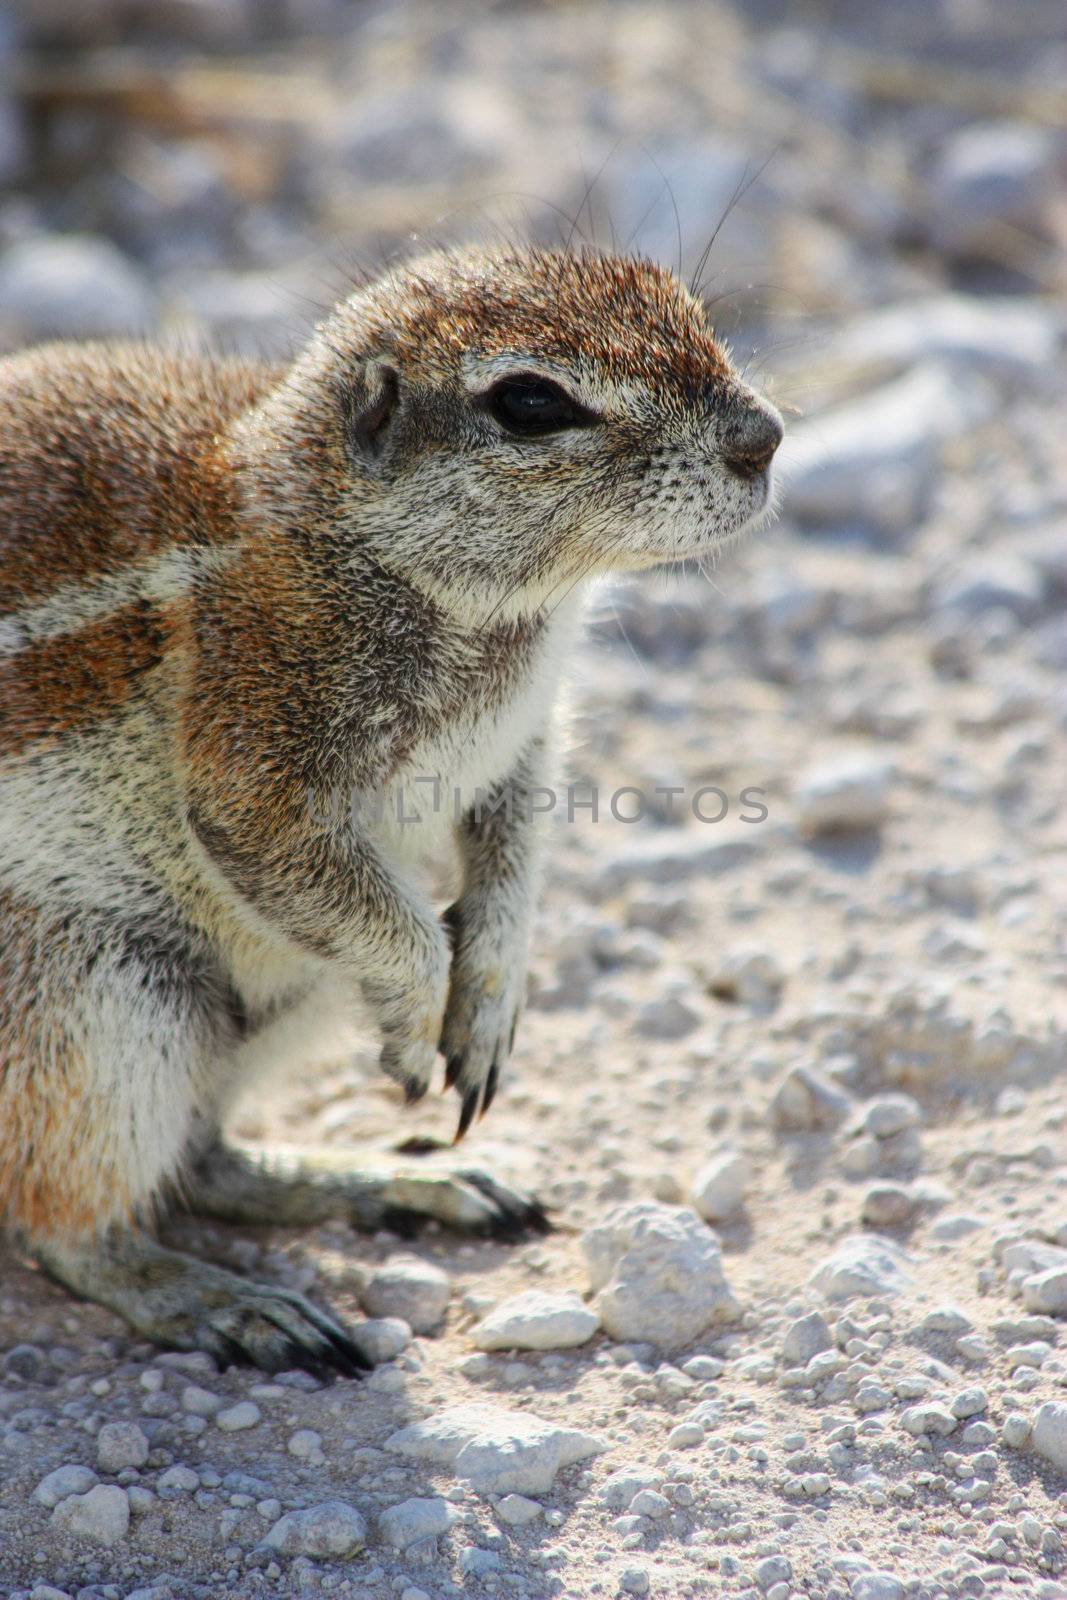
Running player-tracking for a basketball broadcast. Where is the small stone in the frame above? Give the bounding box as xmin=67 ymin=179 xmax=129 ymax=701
xmin=378 ymin=1496 xmax=457 ymax=1548
xmin=632 ymin=992 xmax=702 ymax=1041
xmin=126 ymin=1485 xmax=155 ymax=1516
xmin=861 ymin=1183 xmax=917 ymax=1228
xmin=3 ymin=1343 xmax=46 ymax=1380
xmin=901 ymin=1403 xmax=957 ymax=1437
xmin=620 ymin=1568 xmax=650 ymax=1596
xmin=1022 ymin=1268 xmax=1067 ymax=1315
xmin=951 ymin=1387 xmax=988 ymax=1419
xmin=1001 ymin=1412 xmax=1032 ymax=1449
xmin=705 ymin=946 xmax=785 ymax=1007
xmin=757 ymin=1555 xmax=793 ymax=1590
xmin=793 ymin=755 xmax=892 ymax=835
xmin=262 ymin=1500 xmax=367 ymax=1558
xmin=581 ymin=1201 xmax=739 ymax=1347
xmin=689 ymin=1150 xmax=750 ymax=1221
xmin=667 ymin=1421 xmax=705 ymax=1449
xmin=386 ymin=1403 xmax=607 ymax=1495
xmin=861 ymin=1095 xmax=921 ymax=1138
xmin=34 ymin=1465 xmax=98 ymax=1508
xmin=459 ymin=1546 xmax=502 ymax=1576
xmin=51 ymin=1484 xmax=130 ymax=1547
xmin=629 ymin=1488 xmax=670 ymax=1518
xmin=96 ymin=1422 xmax=149 ymax=1472
xmin=598 ymin=1468 xmax=663 ymax=1509
xmin=810 ymin=1235 xmax=912 ymax=1301
xmin=216 ymin=1402 xmax=261 ymax=1432
xmin=287 ymin=1427 xmax=324 ymax=1461
xmin=1032 ymin=1403 xmax=1067 ymax=1473
xmin=496 ymin=1493 xmax=542 ymax=1526
xmin=360 ymin=1257 xmax=451 ymax=1333
xmin=471 ymin=1290 xmax=600 ymax=1351
xmin=920 ymin=1305 xmax=973 ymax=1338
xmin=350 ymin=1317 xmax=411 ymax=1364
xmin=770 ymin=1063 xmax=852 ymax=1131
xmin=782 ymin=1310 xmax=832 ymax=1365
xmin=158 ymin=1465 xmax=199 ymax=1492
xmin=850 ymin=1576 xmax=904 ymax=1600
xmin=681 ymin=1354 xmax=724 ymax=1379
xmin=181 ymin=1383 xmax=223 ymax=1416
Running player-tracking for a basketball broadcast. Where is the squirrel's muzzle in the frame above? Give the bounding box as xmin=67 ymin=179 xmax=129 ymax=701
xmin=720 ymin=398 xmax=784 ymax=480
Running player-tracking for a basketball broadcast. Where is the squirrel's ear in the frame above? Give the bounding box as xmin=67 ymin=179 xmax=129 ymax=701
xmin=341 ymin=358 xmax=400 ymax=468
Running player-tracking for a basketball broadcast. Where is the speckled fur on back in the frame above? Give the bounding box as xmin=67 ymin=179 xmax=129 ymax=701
xmin=0 ymin=246 xmax=782 ymax=1370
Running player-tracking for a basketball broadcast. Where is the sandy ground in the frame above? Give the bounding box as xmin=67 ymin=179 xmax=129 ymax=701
xmin=1 ymin=1 xmax=1067 ymax=1596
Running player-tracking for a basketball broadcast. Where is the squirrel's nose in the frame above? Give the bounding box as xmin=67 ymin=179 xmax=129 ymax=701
xmin=721 ymin=401 xmax=783 ymax=480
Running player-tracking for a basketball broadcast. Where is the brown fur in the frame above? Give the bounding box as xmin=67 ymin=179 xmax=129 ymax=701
xmin=0 ymin=246 xmax=780 ymax=1369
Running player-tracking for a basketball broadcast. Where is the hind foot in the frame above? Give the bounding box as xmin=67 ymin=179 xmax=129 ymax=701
xmin=184 ymin=1135 xmax=550 ymax=1242
xmin=35 ymin=1227 xmax=368 ymax=1378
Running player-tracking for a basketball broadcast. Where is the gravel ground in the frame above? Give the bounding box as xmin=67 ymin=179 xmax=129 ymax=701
xmin=2 ymin=2 xmax=1067 ymax=1597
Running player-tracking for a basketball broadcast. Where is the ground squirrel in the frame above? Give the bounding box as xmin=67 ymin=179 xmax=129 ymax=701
xmin=0 ymin=245 xmax=782 ymax=1373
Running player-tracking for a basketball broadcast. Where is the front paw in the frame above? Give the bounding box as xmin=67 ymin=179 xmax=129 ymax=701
xmin=439 ymin=916 xmax=525 ymax=1140
xmin=368 ymin=938 xmax=449 ymax=1105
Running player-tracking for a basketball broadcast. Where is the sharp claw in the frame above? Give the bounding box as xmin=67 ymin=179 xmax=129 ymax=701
xmin=454 ymin=1085 xmax=480 ymax=1143
xmin=480 ymin=1056 xmax=500 ymax=1119
xmin=443 ymin=1054 xmax=462 ymax=1090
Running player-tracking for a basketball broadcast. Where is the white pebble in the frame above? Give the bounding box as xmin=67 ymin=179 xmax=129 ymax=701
xmin=34 ymin=1465 xmax=98 ymax=1508
xmin=287 ymin=1427 xmax=324 ymax=1461
xmin=861 ymin=1094 xmax=921 ymax=1138
xmin=793 ymin=755 xmax=891 ymax=835
xmin=496 ymin=1493 xmax=542 ymax=1526
xmin=351 ymin=1316 xmax=412 ymax=1364
xmin=181 ymin=1383 xmax=223 ymax=1417
xmin=378 ymin=1495 xmax=457 ymax=1548
xmin=901 ymin=1403 xmax=957 ymax=1438
xmin=360 ymin=1256 xmax=451 ymax=1333
xmin=1032 ymin=1402 xmax=1067 ymax=1473
xmin=689 ymin=1150 xmax=750 ymax=1221
xmin=619 ymin=1568 xmax=650 ymax=1596
xmin=1002 ymin=1412 xmax=1032 ymax=1448
xmin=809 ymin=1235 xmax=912 ymax=1301
xmin=216 ymin=1402 xmax=261 ymax=1432
xmin=782 ymin=1311 xmax=832 ymax=1365
xmin=471 ymin=1289 xmax=600 ymax=1351
xmin=951 ymin=1387 xmax=988 ymax=1419
xmin=158 ymin=1465 xmax=199 ymax=1492
xmin=1022 ymin=1267 xmax=1067 ymax=1315
xmin=96 ymin=1422 xmax=149 ymax=1473
xmin=581 ymin=1201 xmax=738 ymax=1347
xmin=770 ymin=1063 xmax=852 ymax=1131
xmin=51 ymin=1484 xmax=130 ymax=1547
xmin=262 ymin=1500 xmax=367 ymax=1558
xmin=386 ymin=1402 xmax=607 ymax=1494
xmin=850 ymin=1576 xmax=904 ymax=1600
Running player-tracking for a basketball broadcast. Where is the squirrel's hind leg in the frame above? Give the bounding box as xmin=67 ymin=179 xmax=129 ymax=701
xmin=182 ymin=1134 xmax=549 ymax=1242
xmin=35 ymin=1226 xmax=367 ymax=1378
xmin=1 ymin=905 xmax=365 ymax=1376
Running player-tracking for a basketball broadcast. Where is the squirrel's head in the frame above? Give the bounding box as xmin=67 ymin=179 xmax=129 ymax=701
xmin=248 ymin=246 xmax=782 ymax=621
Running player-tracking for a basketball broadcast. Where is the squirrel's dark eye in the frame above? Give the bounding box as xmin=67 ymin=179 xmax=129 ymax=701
xmin=486 ymin=377 xmax=594 ymax=437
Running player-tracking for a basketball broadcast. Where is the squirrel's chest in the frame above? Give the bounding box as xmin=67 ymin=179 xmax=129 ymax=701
xmin=368 ymin=602 xmax=579 ymax=860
